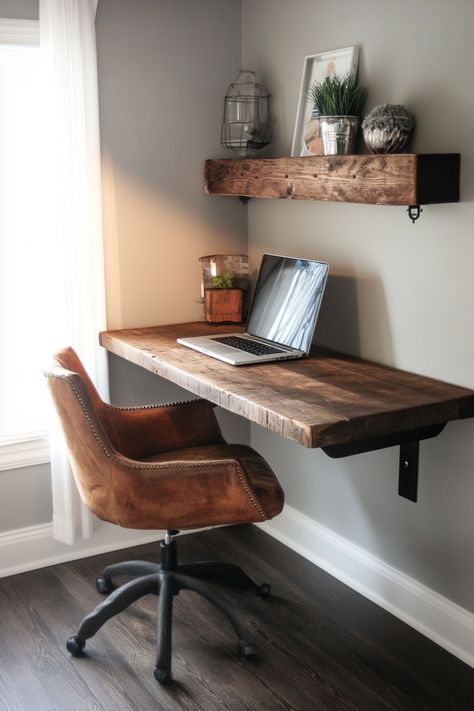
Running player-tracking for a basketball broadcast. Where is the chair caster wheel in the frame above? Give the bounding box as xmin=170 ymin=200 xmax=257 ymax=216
xmin=66 ymin=635 xmax=85 ymax=656
xmin=154 ymin=667 xmax=172 ymax=684
xmin=238 ymin=640 xmax=256 ymax=658
xmin=96 ymin=576 xmax=114 ymax=595
xmin=256 ymin=582 xmax=270 ymax=598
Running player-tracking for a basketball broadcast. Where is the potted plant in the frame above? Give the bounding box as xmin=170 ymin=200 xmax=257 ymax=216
xmin=307 ymin=73 xmax=367 ymax=155
xmin=204 ymin=272 xmax=243 ymax=324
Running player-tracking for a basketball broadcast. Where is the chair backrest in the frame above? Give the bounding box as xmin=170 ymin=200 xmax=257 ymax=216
xmin=45 ymin=348 xmax=119 ymax=524
xmin=52 ymin=347 xmax=105 ymax=414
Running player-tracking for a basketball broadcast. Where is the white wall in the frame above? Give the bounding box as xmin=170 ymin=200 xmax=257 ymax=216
xmin=243 ymin=0 xmax=474 ymax=615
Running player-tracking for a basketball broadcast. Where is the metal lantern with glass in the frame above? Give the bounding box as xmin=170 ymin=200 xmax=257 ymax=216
xmin=221 ymin=70 xmax=271 ymax=157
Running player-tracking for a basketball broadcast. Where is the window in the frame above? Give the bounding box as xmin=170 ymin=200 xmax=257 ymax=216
xmin=0 ymin=20 xmax=51 ymax=469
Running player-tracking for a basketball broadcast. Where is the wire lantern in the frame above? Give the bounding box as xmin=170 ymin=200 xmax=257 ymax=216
xmin=221 ymin=70 xmax=271 ymax=157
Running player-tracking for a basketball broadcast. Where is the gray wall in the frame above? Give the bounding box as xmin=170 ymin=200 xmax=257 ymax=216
xmin=0 ymin=0 xmax=37 ymax=19
xmin=0 ymin=464 xmax=51 ymax=530
xmin=96 ymin=0 xmax=249 ymax=435
xmin=96 ymin=0 xmax=247 ymax=330
xmin=243 ymin=0 xmax=474 ymax=612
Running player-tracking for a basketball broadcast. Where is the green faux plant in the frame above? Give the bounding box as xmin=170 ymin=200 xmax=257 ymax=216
xmin=307 ymin=73 xmax=367 ymax=116
xmin=209 ymin=272 xmax=234 ymax=289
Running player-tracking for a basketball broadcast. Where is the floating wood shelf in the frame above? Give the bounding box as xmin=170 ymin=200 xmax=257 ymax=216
xmin=205 ymin=154 xmax=460 ymax=209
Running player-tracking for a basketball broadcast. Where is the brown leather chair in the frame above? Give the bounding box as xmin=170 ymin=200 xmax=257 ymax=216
xmin=45 ymin=347 xmax=284 ymax=684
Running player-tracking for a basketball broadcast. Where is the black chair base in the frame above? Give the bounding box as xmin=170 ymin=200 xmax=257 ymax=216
xmin=66 ymin=536 xmax=270 ymax=684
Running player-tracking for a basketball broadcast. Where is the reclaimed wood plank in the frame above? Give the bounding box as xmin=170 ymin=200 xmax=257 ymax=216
xmin=99 ymin=323 xmax=474 ymax=449
xmin=204 ymin=154 xmax=460 ymax=206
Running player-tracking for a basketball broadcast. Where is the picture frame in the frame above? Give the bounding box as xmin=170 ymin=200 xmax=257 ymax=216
xmin=291 ymin=46 xmax=359 ymax=157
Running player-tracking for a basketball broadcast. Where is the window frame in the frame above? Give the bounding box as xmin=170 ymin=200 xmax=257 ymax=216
xmin=0 ymin=433 xmax=50 ymax=471
xmin=0 ymin=18 xmax=39 ymax=45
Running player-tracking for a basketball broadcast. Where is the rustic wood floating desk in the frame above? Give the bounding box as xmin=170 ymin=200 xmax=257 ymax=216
xmin=100 ymin=323 xmax=474 ymax=502
xmin=205 ymin=154 xmax=460 ymax=222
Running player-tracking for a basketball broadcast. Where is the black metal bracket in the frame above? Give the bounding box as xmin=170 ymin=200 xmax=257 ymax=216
xmin=239 ymin=196 xmax=250 ymax=205
xmin=407 ymin=204 xmax=423 ymax=223
xmin=322 ymin=423 xmax=446 ymax=502
xmin=398 ymin=441 xmax=420 ymax=502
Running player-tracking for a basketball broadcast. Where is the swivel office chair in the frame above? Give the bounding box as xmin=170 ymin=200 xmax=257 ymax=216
xmin=45 ymin=348 xmax=284 ymax=683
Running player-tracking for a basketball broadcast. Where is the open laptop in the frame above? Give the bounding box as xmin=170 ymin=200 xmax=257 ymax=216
xmin=177 ymin=253 xmax=329 ymax=366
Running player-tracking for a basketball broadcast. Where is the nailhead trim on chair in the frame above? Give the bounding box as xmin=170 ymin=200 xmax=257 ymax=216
xmin=45 ymin=371 xmax=267 ymax=521
xmin=233 ymin=469 xmax=266 ymax=520
xmin=109 ymin=399 xmax=205 ymax=412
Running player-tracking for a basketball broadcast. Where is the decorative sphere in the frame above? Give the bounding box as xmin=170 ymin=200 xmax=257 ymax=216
xmin=362 ymin=104 xmax=414 ymax=153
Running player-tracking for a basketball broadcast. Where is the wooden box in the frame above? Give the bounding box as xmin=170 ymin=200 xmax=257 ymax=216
xmin=204 ymin=288 xmax=243 ymax=323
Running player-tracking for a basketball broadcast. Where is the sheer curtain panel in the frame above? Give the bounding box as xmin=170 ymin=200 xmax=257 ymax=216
xmin=40 ymin=0 xmax=108 ymax=544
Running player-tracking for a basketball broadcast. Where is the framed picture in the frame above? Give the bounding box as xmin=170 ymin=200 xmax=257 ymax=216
xmin=291 ymin=46 xmax=359 ymax=157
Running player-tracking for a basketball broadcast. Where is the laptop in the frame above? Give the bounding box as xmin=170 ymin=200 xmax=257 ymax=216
xmin=177 ymin=253 xmax=329 ymax=366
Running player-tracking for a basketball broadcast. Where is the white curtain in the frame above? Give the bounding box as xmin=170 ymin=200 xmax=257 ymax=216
xmin=40 ymin=0 xmax=109 ymax=544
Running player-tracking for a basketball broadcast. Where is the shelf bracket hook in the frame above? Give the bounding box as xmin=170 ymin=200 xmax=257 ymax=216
xmin=407 ymin=205 xmax=423 ymax=223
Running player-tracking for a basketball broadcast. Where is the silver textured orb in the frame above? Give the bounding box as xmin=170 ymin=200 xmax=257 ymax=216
xmin=362 ymin=104 xmax=414 ymax=154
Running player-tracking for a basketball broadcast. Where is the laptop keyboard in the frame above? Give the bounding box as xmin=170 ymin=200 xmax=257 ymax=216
xmin=213 ymin=335 xmax=284 ymax=356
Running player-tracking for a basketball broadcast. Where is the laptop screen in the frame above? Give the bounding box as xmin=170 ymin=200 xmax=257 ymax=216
xmin=246 ymin=254 xmax=329 ymax=354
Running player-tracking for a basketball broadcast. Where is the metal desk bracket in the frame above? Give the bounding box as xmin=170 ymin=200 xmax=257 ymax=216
xmin=322 ymin=423 xmax=446 ymax=502
xmin=398 ymin=441 xmax=419 ymax=501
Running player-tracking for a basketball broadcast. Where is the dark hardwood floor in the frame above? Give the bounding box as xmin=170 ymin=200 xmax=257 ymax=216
xmin=0 ymin=525 xmax=473 ymax=711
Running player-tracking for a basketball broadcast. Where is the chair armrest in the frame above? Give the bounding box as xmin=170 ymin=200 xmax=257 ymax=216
xmin=101 ymin=399 xmax=225 ymax=460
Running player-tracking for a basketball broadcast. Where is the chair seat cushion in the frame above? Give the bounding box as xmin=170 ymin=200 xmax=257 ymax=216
xmin=142 ymin=443 xmax=284 ymax=522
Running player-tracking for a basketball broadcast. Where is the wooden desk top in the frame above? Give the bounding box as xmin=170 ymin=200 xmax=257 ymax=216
xmin=100 ymin=323 xmax=474 ymax=449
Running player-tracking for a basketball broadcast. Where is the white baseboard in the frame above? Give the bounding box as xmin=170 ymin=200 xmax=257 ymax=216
xmin=258 ymin=505 xmax=474 ymax=669
xmin=0 ymin=521 xmax=163 ymax=579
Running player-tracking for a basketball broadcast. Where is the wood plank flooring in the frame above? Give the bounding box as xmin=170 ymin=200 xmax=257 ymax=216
xmin=0 ymin=525 xmax=473 ymax=711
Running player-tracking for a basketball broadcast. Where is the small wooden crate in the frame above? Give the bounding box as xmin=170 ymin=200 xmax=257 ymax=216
xmin=204 ymin=288 xmax=243 ymax=323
